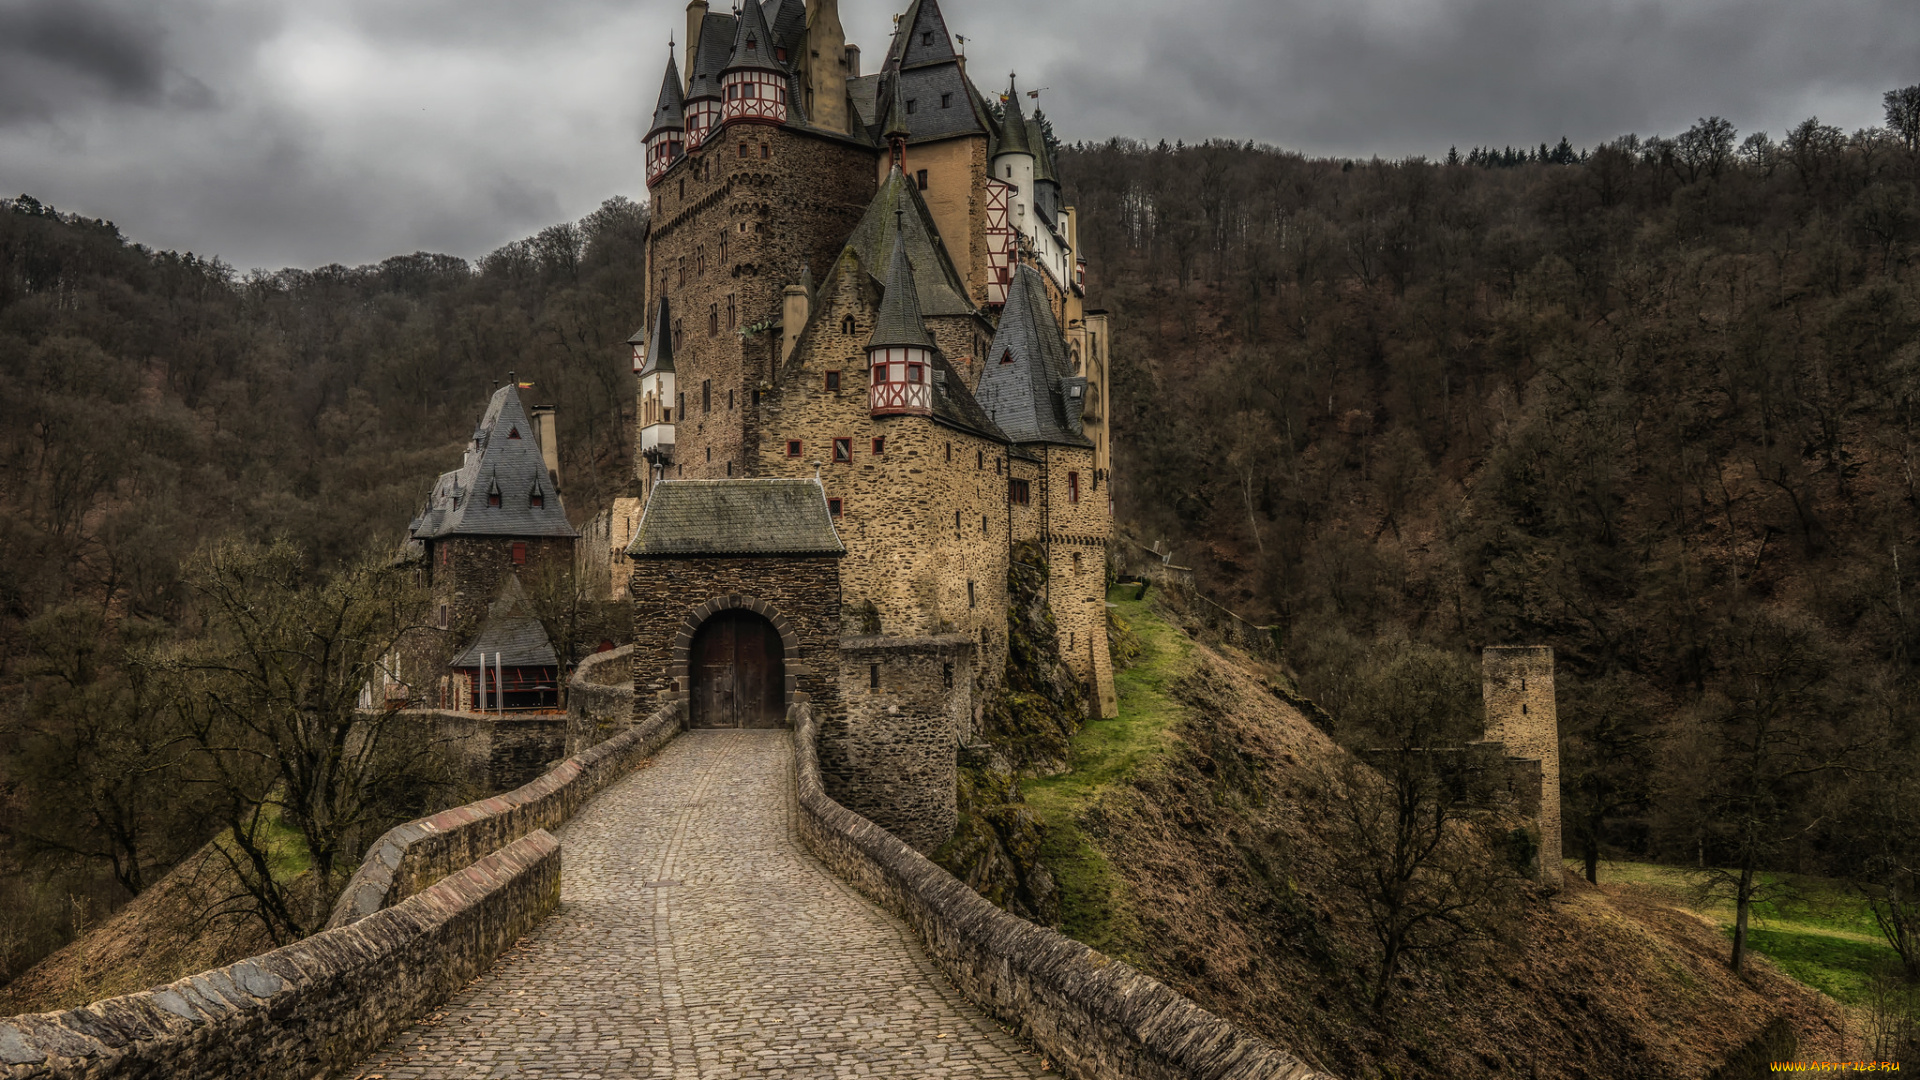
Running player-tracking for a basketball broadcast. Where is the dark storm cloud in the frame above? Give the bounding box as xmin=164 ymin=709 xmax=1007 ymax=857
xmin=0 ymin=0 xmax=1913 ymax=271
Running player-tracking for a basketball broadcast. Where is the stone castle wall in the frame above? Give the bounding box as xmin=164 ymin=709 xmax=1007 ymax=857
xmin=565 ymin=644 xmax=638 ymax=757
xmin=406 ymin=709 xmax=568 ymax=794
xmin=1036 ymin=443 xmax=1116 ymax=718
xmin=1482 ymin=645 xmax=1561 ymax=885
xmin=627 ymin=556 xmax=843 ymax=720
xmin=829 ymin=636 xmax=973 ymax=853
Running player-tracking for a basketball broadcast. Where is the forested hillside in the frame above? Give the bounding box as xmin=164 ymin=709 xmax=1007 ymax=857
xmin=1063 ymin=98 xmax=1920 ymax=932
xmin=0 ymin=194 xmax=646 ymax=978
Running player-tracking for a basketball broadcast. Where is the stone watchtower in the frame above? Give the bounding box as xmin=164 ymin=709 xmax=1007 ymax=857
xmin=1481 ymin=646 xmax=1561 ymax=886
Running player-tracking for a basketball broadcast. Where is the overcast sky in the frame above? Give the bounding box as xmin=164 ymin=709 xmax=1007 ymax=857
xmin=2 ymin=0 xmax=1915 ymax=272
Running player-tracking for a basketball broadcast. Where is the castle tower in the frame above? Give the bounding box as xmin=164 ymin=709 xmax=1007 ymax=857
xmin=683 ymin=1 xmax=726 ymax=149
xmin=637 ymin=296 xmax=677 ymax=499
xmin=867 ymin=219 xmax=937 ymax=418
xmin=991 ymin=74 xmax=1035 ymax=225
xmin=1482 ymin=646 xmax=1562 ymax=886
xmin=644 ymin=51 xmax=686 ymax=186
xmin=720 ymin=0 xmax=788 ymax=127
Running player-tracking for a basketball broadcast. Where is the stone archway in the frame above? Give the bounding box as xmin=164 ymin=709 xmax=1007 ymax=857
xmin=669 ymin=595 xmax=802 ymax=728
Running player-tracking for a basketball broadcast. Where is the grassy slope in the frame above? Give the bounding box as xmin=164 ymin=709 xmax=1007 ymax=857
xmin=1584 ymin=859 xmax=1902 ymax=1008
xmin=1022 ymin=592 xmax=1850 ymax=1079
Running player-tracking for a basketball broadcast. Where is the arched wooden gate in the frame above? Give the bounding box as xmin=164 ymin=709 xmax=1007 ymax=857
xmin=688 ymin=609 xmax=786 ymax=728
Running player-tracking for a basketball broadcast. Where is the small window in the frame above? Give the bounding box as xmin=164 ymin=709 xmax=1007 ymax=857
xmin=747 ymin=35 xmax=758 ymax=51
xmin=512 ymin=542 xmax=527 ymax=565
xmin=787 ymin=439 xmax=802 ymax=457
xmin=829 ymin=497 xmax=844 ymax=518
xmin=1070 ymin=631 xmax=1076 ymax=651
xmin=739 ymin=142 xmax=749 ymax=159
xmin=941 ymin=93 xmax=952 ymax=108
xmin=531 ymin=490 xmax=544 ymax=509
xmin=921 ymin=31 xmax=933 ymax=45
xmin=916 ymin=169 xmax=928 ymax=190
xmin=488 ymin=491 xmax=502 ymax=508
xmin=1000 ymin=349 xmax=1014 ymax=364
xmin=841 ymin=315 xmax=856 ymax=335
xmin=954 ymin=510 xmax=961 ymax=531
xmin=945 ymin=442 xmax=952 ymax=463
xmin=872 ymin=437 xmax=885 ymax=456
xmin=907 ymin=364 xmax=923 ymax=383
xmin=709 ymin=304 xmax=719 ymax=336
xmin=728 ymin=388 xmax=735 ymax=410
xmin=833 ymin=437 xmax=852 ymax=462
xmin=776 ymin=47 xmax=787 ymax=61
xmin=761 ymin=143 xmax=770 ymax=160
xmin=943 ymin=663 xmax=954 ymax=689
xmin=982 ymin=515 xmax=988 ymax=534
xmin=1069 ymin=471 xmax=1081 ymax=504
xmin=1010 ymin=478 xmax=1030 ymax=505
xmin=906 ymin=99 xmax=917 ymax=115
xmin=677 ymin=391 xmax=685 ymax=417
xmin=679 ymin=178 xmax=685 ymax=199
xmin=976 ymin=449 xmax=984 ymax=470
xmin=703 ymin=380 xmax=712 ymax=412
xmin=968 ymin=580 xmax=976 ymax=607
xmin=869 ymin=663 xmax=880 ymax=689
xmin=438 ymin=604 xmax=448 ymax=628
xmin=825 ymin=370 xmax=841 ymax=391
xmin=1072 ymin=552 xmax=1083 ymax=573
xmin=507 ymin=426 xmax=521 ymax=439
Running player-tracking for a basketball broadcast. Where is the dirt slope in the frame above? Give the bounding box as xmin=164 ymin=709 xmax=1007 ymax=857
xmin=1066 ymin=631 xmax=1849 ymax=1079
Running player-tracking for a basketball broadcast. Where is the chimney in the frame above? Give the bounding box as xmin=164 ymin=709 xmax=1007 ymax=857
xmin=530 ymin=405 xmax=561 ymax=492
xmin=804 ymin=0 xmax=849 ymax=133
xmin=845 ymin=42 xmax=860 ymax=78
xmin=685 ymin=0 xmax=708 ymax=92
xmin=781 ymin=282 xmax=810 ymax=363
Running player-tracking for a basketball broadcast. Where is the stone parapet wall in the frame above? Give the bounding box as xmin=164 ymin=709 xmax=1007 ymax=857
xmin=830 ymin=636 xmax=971 ymax=853
xmin=0 ymin=830 xmax=561 ymax=1080
xmin=408 ymin=709 xmax=568 ymax=793
xmin=566 ymin=645 xmax=638 ymax=757
xmin=789 ymin=702 xmax=1333 ymax=1080
xmin=328 ymin=699 xmax=685 ymax=929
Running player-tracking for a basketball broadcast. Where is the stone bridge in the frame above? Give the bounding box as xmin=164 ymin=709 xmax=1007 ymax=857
xmin=355 ymin=728 xmax=1046 ymax=1078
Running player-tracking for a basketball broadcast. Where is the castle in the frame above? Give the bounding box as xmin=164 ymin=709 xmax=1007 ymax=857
xmin=407 ymin=0 xmax=1119 ymax=849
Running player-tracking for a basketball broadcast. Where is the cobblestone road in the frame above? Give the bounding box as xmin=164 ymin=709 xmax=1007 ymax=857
xmin=355 ymin=729 xmax=1049 ymax=1079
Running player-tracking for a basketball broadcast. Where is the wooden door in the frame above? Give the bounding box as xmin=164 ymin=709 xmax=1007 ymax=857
xmin=689 ymin=610 xmax=785 ymax=728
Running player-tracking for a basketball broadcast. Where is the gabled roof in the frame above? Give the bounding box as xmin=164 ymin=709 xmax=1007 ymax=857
xmin=887 ymin=0 xmax=958 ymax=70
xmin=410 ymin=384 xmax=579 ymax=539
xmin=628 ymin=479 xmax=845 ymax=557
xmin=869 ymin=221 xmax=936 ymax=351
xmin=641 ymin=295 xmax=674 ymax=376
xmin=841 ymin=166 xmax=973 ymax=318
xmin=648 ymin=52 xmax=685 ymax=137
xmin=974 ymin=263 xmax=1092 ymax=448
xmin=723 ymin=0 xmax=786 ymax=76
xmin=848 ymin=73 xmax=882 ymax=129
xmin=686 ymin=10 xmax=738 ymax=101
xmin=451 ymin=576 xmax=560 ymax=669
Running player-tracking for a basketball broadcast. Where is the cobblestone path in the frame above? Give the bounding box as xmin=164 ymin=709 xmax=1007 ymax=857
xmin=355 ymin=729 xmax=1049 ymax=1079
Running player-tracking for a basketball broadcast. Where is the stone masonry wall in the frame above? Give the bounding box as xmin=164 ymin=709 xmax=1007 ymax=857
xmin=829 ymin=636 xmax=972 ymax=853
xmin=1038 ymin=443 xmax=1116 ymax=718
xmin=788 ymin=701 xmax=1331 ymax=1080
xmin=565 ymin=644 xmax=638 ymax=757
xmin=757 ymin=258 xmax=1013 ymax=698
xmin=328 ymin=700 xmax=685 ymax=928
xmin=0 ymin=831 xmax=560 ymax=1080
xmin=408 ymin=536 xmax=574 ymax=707
xmin=647 ymin=124 xmax=878 ymax=485
xmin=1482 ymin=645 xmax=1561 ymax=886
xmin=410 ymin=709 xmax=567 ymax=794
xmin=627 ymin=556 xmax=843 ymax=720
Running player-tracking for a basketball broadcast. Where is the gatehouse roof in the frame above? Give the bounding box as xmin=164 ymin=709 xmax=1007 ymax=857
xmin=628 ymin=479 xmax=845 ymax=557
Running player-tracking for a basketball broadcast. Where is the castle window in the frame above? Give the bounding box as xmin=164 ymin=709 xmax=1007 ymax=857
xmin=943 ymin=663 xmax=954 ymax=689
xmin=906 ymin=99 xmax=917 ymax=114
xmin=698 ymin=246 xmax=706 ymax=273
xmin=761 ymin=142 xmax=770 ymax=159
xmin=976 ymin=449 xmax=983 ymax=469
xmin=726 ymin=294 xmax=736 ymax=328
xmin=1068 ymin=471 xmax=1081 ymax=503
xmin=828 ymin=497 xmax=843 ymax=518
xmin=825 ymin=370 xmax=841 ymax=391
xmin=677 ymin=257 xmax=686 ymax=286
xmin=945 ymin=443 xmax=952 ymax=462
xmin=833 ymin=437 xmax=852 ymax=462
xmin=941 ymin=92 xmax=952 ymax=108
xmin=916 ymin=169 xmax=928 ymax=190
xmin=921 ymin=31 xmax=933 ymax=45
xmin=746 ymin=35 xmax=757 ymax=52
xmin=440 ymin=545 xmax=450 ymax=567
xmin=679 ymin=178 xmax=685 ymax=199
xmin=438 ymin=604 xmax=448 ymax=628
xmin=739 ymin=142 xmax=749 ymax=158
xmin=1010 ymin=478 xmax=1030 ymax=505
xmin=677 ymin=391 xmax=685 ymax=417
xmin=1070 ymin=631 xmax=1076 ymax=651
xmin=968 ymin=580 xmax=975 ymax=607
xmin=907 ymin=363 xmax=923 ymax=383
xmin=488 ymin=491 xmax=502 ymax=508
xmin=954 ymin=510 xmax=961 ymax=531
xmin=727 ymin=460 xmax=733 ymax=476
xmin=508 ymin=426 xmax=521 ymax=439
xmin=673 ymin=319 xmax=683 ymax=348
xmin=728 ymin=388 xmax=735 ymax=409
xmin=872 ymin=437 xmax=885 ymax=455
xmin=1000 ymin=349 xmax=1013 ymax=364
xmin=982 ymin=515 xmax=988 ymax=534
xmin=709 ymin=304 xmax=719 ymax=336
xmin=703 ymin=380 xmax=712 ymax=412
xmin=776 ymin=46 xmax=787 ymax=61
xmin=840 ymin=315 xmax=855 ymax=335
xmin=787 ymin=440 xmax=802 ymax=457
xmin=512 ymin=542 xmax=527 ymax=565
xmin=1072 ymin=551 xmax=1082 ymax=573
xmin=869 ymin=663 xmax=880 ymax=689
xmin=531 ymin=490 xmax=544 ymax=509
xmin=720 ymin=236 xmax=729 ymax=262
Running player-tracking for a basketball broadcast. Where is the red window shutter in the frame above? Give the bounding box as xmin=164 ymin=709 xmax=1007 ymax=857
xmin=512 ymin=542 xmax=527 ymax=565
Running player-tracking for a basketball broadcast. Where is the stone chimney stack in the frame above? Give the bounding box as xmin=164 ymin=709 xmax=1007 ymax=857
xmin=685 ymin=0 xmax=707 ymax=92
xmin=802 ymin=0 xmax=850 ymax=134
xmin=530 ymin=405 xmax=561 ymax=492
xmin=845 ymin=42 xmax=860 ymax=78
xmin=1482 ymin=646 xmax=1560 ymax=886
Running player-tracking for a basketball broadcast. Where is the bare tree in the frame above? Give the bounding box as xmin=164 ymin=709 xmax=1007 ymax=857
xmin=1885 ymin=85 xmax=1920 ymax=153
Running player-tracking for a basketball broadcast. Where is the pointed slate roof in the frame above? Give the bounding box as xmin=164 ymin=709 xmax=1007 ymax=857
xmin=451 ymin=576 xmax=560 ymax=669
xmin=974 ymin=263 xmax=1092 ymax=448
xmin=883 ymin=72 xmax=911 ymax=142
xmin=886 ymin=0 xmax=958 ymax=70
xmin=648 ymin=52 xmax=685 ymax=137
xmin=641 ymin=296 xmax=674 ymax=376
xmin=628 ymin=479 xmax=845 ymax=556
xmin=410 ymin=385 xmax=580 ymax=539
xmin=686 ymin=10 xmax=738 ymax=101
xmin=996 ymin=75 xmax=1032 ymax=157
xmin=764 ymin=0 xmax=806 ymax=56
xmin=869 ymin=221 xmax=937 ymax=351
xmin=724 ymin=0 xmax=785 ymax=76
xmin=841 ymin=166 xmax=972 ymax=317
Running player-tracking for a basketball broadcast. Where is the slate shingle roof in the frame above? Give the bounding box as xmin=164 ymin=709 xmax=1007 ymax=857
xmin=848 ymin=74 xmax=881 ymax=129
xmin=723 ymin=0 xmax=785 ymax=76
xmin=641 ymin=296 xmax=675 ymax=376
xmin=974 ymin=263 xmax=1092 ymax=448
xmin=869 ymin=220 xmax=937 ymax=351
xmin=410 ymin=385 xmax=579 ymax=539
xmin=686 ymin=11 xmax=738 ymax=101
xmin=628 ymin=479 xmax=845 ymax=557
xmin=451 ymin=576 xmax=560 ymax=669
xmin=842 ymin=167 xmax=973 ymax=317
xmin=648 ymin=53 xmax=685 ymax=136
xmin=996 ymin=75 xmax=1032 ymax=157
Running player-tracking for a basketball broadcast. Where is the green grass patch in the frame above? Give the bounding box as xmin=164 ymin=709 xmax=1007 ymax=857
xmin=1022 ymin=588 xmax=1194 ymax=962
xmin=1589 ymin=858 xmax=1901 ymax=1005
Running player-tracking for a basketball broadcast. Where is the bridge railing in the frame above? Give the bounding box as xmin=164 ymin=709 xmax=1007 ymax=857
xmin=788 ymin=700 xmax=1334 ymax=1080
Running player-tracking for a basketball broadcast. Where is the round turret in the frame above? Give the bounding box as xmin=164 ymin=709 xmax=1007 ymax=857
xmin=720 ymin=0 xmax=788 ymax=127
xmin=645 ymin=50 xmax=687 ymax=186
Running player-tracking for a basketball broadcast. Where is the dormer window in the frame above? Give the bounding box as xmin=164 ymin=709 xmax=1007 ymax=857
xmin=776 ymin=47 xmax=787 ymax=61
xmin=941 ymin=93 xmax=952 ymax=108
xmin=508 ymin=426 xmax=521 ymax=439
xmin=530 ymin=489 xmax=545 ymax=509
xmin=488 ymin=491 xmax=502 ymax=508
xmin=906 ymin=99 xmax=917 ymax=115
xmin=921 ymin=32 xmax=933 ymax=45
xmin=1001 ymin=349 xmax=1013 ymax=365
xmin=746 ymin=35 xmax=757 ymax=52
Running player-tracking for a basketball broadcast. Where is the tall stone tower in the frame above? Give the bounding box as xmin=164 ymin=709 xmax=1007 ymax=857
xmin=1481 ymin=645 xmax=1561 ymax=886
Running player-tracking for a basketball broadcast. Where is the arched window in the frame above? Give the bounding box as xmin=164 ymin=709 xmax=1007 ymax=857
xmin=709 ymin=304 xmax=719 ymax=335
xmin=841 ymin=314 xmax=856 ymax=335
